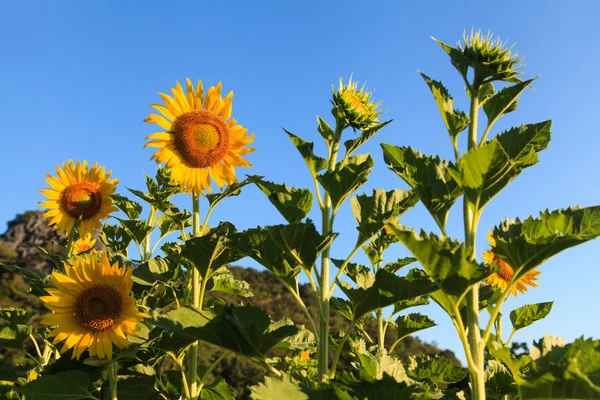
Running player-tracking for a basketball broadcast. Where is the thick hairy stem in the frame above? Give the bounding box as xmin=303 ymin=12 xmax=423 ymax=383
xmin=188 ymin=193 xmax=201 ymax=399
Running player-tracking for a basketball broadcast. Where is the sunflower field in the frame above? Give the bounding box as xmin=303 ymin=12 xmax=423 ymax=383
xmin=1 ymin=30 xmax=600 ymax=400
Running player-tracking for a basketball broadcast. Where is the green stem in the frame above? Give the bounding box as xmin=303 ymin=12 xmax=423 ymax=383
xmin=389 ymin=334 xmax=410 ymax=354
xmin=328 ymin=242 xmax=365 ymax=297
xmin=29 ymin=334 xmax=42 ymax=358
xmin=188 ymin=193 xmax=201 ymax=400
xmin=329 ymin=326 xmax=353 ymax=379
xmin=143 ymin=206 xmax=157 ymax=261
xmin=198 ymin=351 xmax=231 ymax=392
xmin=377 ymin=310 xmax=385 ymax=352
xmin=464 ymin=89 xmax=486 ymax=400
xmin=288 ymin=279 xmax=319 ymax=346
xmin=505 ymin=329 xmax=516 ymax=347
xmin=166 ymin=351 xmax=191 ymax=400
xmin=108 ymin=362 xmax=118 ymax=400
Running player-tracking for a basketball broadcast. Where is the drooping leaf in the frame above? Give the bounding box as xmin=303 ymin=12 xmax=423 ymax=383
xmin=206 ymin=177 xmax=253 ymax=207
xmin=318 ymin=154 xmax=374 ymax=213
xmin=491 ymin=205 xmax=600 ymax=278
xmin=483 ymin=79 xmax=535 ymax=126
xmin=111 ymin=194 xmax=143 ymax=220
xmin=407 ymin=355 xmax=467 ymax=384
xmin=338 ymin=269 xmax=437 ymax=323
xmin=381 ymin=145 xmax=461 ymax=232
xmin=394 ymin=313 xmax=436 ymax=340
xmin=150 ymin=305 xmax=299 ymax=363
xmin=285 ymin=130 xmax=328 ymax=178
xmin=351 ymin=189 xmax=418 ymax=243
xmin=15 ymin=371 xmax=95 ymax=400
xmin=344 ymin=120 xmax=392 ymax=159
xmin=420 ymin=73 xmax=469 ymax=143
xmin=228 ymin=221 xmax=335 ymax=286
xmin=250 ymin=176 xmax=313 ymax=224
xmin=510 ymin=302 xmax=553 ymax=332
xmin=209 ymin=266 xmax=253 ymax=298
xmin=180 ymin=223 xmax=241 ymax=277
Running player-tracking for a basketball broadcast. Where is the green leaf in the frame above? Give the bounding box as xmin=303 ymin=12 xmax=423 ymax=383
xmin=99 ymin=223 xmax=132 ymax=255
xmin=483 ymin=79 xmax=535 ymax=126
xmin=15 ymin=371 xmax=95 ymax=400
xmin=351 ymin=189 xmax=418 ymax=243
xmin=392 ymin=295 xmax=429 ymax=315
xmin=0 ymin=307 xmax=33 ymax=349
xmin=344 ymin=120 xmax=392 ymax=158
xmin=250 ymin=176 xmax=313 ymax=224
xmin=0 ymin=264 xmax=48 ymax=296
xmin=383 ymin=257 xmax=417 ymax=274
xmin=510 ymin=302 xmax=553 ymax=332
xmin=381 ymin=144 xmax=461 ymax=232
xmin=181 ymin=223 xmax=241 ymax=277
xmin=407 ymin=355 xmax=467 ymax=384
xmin=432 ymin=37 xmax=470 ymax=78
xmin=420 ymin=73 xmax=469 ymax=142
xmin=209 ymin=266 xmax=253 ymax=298
xmin=491 ymin=205 xmax=600 ymax=278
xmin=389 ymin=227 xmax=494 ymax=304
xmin=114 ymin=376 xmax=159 ymax=400
xmin=338 ymin=269 xmax=437 ymax=323
xmin=251 ymin=375 xmax=312 ymax=400
xmin=228 ymin=221 xmax=334 ymax=286
xmin=318 ymin=154 xmax=374 ymax=213
xmin=331 ymin=259 xmax=374 ymax=289
xmin=151 ymin=305 xmax=299 ymax=362
xmin=116 ymin=218 xmax=154 ymax=246
xmin=127 ymin=167 xmax=179 ymax=213
xmin=285 ymin=130 xmax=328 ymax=178
xmin=206 ymin=177 xmax=253 ymax=207
xmin=155 ymin=207 xmax=192 ymax=238
xmin=317 ymin=116 xmax=334 ymax=144
xmin=348 ymin=338 xmax=411 ymax=383
xmin=485 ymin=360 xmax=517 ymax=400
xmin=395 ymin=313 xmax=436 ymax=340
xmin=201 ymin=378 xmax=237 ymax=400
xmin=495 ymin=121 xmax=552 ymax=168
xmin=111 ymin=194 xmax=143 ymax=219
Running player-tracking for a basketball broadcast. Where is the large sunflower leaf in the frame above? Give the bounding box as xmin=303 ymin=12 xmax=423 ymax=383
xmin=228 ymin=221 xmax=335 ymax=286
xmin=209 ymin=266 xmax=253 ymax=298
xmin=491 ymin=205 xmax=600 ymax=278
xmin=381 ymin=145 xmax=461 ymax=233
xmin=485 ymin=360 xmax=517 ymax=400
xmin=394 ymin=313 xmax=437 ymax=340
xmin=200 ymin=378 xmax=237 ymax=400
xmin=420 ymin=72 xmax=470 ymax=143
xmin=111 ymin=194 xmax=143 ymax=220
xmin=510 ymin=302 xmax=553 ymax=332
xmin=180 ymin=223 xmax=241 ymax=278
xmin=351 ymin=189 xmax=418 ymax=243
xmin=483 ymin=79 xmax=535 ymax=126
xmin=150 ymin=305 xmax=298 ymax=363
xmin=495 ymin=121 xmax=552 ymax=168
xmin=0 ymin=307 xmax=34 ymax=349
xmin=407 ymin=355 xmax=468 ymax=384
xmin=206 ymin=177 xmax=254 ymax=207
xmin=1 ymin=264 xmax=48 ymax=296
xmin=348 ymin=337 xmax=411 ymax=383
xmin=249 ymin=176 xmax=313 ymax=224
xmin=344 ymin=120 xmax=393 ymax=159
xmin=338 ymin=269 xmax=437 ymax=323
xmin=285 ymin=130 xmax=328 ymax=178
xmin=15 ymin=371 xmax=95 ymax=400
xmin=115 ymin=218 xmax=154 ymax=246
xmin=318 ymin=154 xmax=374 ymax=213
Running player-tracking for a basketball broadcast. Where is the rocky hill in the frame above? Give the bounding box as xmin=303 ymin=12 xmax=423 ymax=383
xmin=0 ymin=211 xmax=459 ymax=398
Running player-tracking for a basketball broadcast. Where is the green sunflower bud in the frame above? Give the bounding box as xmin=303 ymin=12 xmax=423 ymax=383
xmin=460 ymin=30 xmax=524 ymax=84
xmin=332 ymin=77 xmax=382 ymax=131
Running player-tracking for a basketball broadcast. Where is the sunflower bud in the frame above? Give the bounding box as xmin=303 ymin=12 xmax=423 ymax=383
xmin=459 ymin=30 xmax=524 ymax=84
xmin=332 ymin=77 xmax=382 ymax=131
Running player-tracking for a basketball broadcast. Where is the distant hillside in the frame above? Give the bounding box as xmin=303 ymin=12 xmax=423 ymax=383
xmin=0 ymin=211 xmax=459 ymax=398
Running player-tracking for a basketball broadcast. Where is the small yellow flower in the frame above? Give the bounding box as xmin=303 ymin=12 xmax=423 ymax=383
xmin=333 ymin=77 xmax=382 ymax=131
xmin=72 ymin=233 xmax=96 ymax=255
xmin=40 ymin=253 xmax=148 ymax=360
xmin=40 ymin=160 xmax=118 ymax=237
xmin=483 ymin=232 xmax=541 ymax=296
xmin=145 ymin=79 xmax=255 ymax=194
xmin=300 ymin=350 xmax=311 ymax=361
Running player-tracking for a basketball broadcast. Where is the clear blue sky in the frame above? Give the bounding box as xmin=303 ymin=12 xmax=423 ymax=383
xmin=2 ymin=1 xmax=599 ymax=362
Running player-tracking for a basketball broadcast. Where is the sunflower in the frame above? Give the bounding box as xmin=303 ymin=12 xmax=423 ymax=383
xmin=332 ymin=77 xmax=382 ymax=131
xmin=40 ymin=253 xmax=147 ymax=360
xmin=483 ymin=232 xmax=541 ymax=296
xmin=40 ymin=160 xmax=118 ymax=237
xmin=144 ymin=79 xmax=255 ymax=194
xmin=72 ymin=233 xmax=96 ymax=255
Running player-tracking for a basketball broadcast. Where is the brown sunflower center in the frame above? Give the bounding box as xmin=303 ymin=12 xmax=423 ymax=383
xmin=173 ymin=110 xmax=230 ymax=168
xmin=76 ymin=285 xmax=122 ymax=331
xmin=496 ymin=258 xmax=514 ymax=282
xmin=61 ymin=183 xmax=102 ymax=219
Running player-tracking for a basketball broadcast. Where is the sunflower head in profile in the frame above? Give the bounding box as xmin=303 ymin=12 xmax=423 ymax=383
xmin=144 ymin=79 xmax=256 ymax=194
xmin=483 ymin=232 xmax=541 ymax=297
xmin=40 ymin=160 xmax=118 ymax=237
xmin=332 ymin=77 xmax=382 ymax=131
xmin=40 ymin=252 xmax=147 ymax=360
xmin=72 ymin=233 xmax=96 ymax=255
